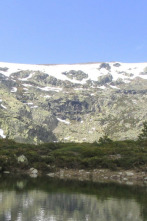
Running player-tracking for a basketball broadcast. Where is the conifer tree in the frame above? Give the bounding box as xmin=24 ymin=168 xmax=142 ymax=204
xmin=98 ymin=134 xmax=112 ymax=144
xmin=138 ymin=121 xmax=147 ymax=141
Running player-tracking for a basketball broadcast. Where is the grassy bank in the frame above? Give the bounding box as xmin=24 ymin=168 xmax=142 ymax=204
xmin=0 ymin=138 xmax=147 ymax=173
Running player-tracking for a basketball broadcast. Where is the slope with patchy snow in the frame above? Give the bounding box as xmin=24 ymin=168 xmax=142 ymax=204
xmin=0 ymin=61 xmax=147 ymax=143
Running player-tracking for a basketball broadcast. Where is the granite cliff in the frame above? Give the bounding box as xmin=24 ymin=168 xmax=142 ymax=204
xmin=0 ymin=61 xmax=147 ymax=143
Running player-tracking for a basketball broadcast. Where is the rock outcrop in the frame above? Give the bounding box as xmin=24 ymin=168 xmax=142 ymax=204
xmin=0 ymin=61 xmax=147 ymax=143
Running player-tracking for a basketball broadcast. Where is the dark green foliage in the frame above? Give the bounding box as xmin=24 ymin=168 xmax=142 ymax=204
xmin=138 ymin=121 xmax=147 ymax=141
xmin=32 ymin=162 xmax=49 ymax=171
xmin=0 ymin=137 xmax=147 ymax=172
xmin=98 ymin=134 xmax=113 ymax=145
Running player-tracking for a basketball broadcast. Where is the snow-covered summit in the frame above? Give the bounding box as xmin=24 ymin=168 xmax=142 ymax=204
xmin=0 ymin=61 xmax=147 ymax=85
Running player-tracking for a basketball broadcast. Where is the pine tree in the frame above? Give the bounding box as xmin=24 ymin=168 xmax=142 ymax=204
xmin=98 ymin=134 xmax=113 ymax=144
xmin=138 ymin=121 xmax=147 ymax=141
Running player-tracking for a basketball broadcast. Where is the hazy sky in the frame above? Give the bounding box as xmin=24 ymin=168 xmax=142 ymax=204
xmin=0 ymin=0 xmax=147 ymax=64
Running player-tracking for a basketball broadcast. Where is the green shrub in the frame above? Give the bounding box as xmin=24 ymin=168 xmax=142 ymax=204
xmin=98 ymin=134 xmax=113 ymax=145
xmin=32 ymin=162 xmax=49 ymax=171
xmin=138 ymin=121 xmax=147 ymax=141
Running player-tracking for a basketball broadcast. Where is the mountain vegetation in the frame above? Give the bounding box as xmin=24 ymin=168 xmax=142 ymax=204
xmin=0 ymin=135 xmax=147 ymax=173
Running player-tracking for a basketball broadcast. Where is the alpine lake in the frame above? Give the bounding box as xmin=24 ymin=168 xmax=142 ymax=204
xmin=0 ymin=174 xmax=147 ymax=221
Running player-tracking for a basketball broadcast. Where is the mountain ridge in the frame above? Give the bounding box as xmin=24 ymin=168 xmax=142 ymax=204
xmin=0 ymin=61 xmax=147 ymax=144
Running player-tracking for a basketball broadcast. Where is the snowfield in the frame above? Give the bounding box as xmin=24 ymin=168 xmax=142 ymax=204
xmin=0 ymin=62 xmax=147 ymax=86
xmin=0 ymin=129 xmax=6 ymax=138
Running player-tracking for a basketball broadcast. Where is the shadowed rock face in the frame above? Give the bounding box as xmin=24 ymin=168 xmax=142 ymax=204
xmin=62 ymin=70 xmax=88 ymax=80
xmin=99 ymin=62 xmax=111 ymax=70
xmin=97 ymin=73 xmax=113 ymax=84
xmin=0 ymin=61 xmax=147 ymax=143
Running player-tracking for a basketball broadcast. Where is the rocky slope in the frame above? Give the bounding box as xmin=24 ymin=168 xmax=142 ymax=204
xmin=0 ymin=61 xmax=147 ymax=144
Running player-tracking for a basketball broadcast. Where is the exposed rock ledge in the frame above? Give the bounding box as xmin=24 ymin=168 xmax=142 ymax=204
xmin=47 ymin=169 xmax=147 ymax=186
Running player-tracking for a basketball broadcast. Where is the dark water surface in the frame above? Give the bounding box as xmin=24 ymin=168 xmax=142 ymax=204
xmin=0 ymin=175 xmax=147 ymax=221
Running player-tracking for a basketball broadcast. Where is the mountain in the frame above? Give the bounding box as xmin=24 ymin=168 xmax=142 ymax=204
xmin=0 ymin=61 xmax=147 ymax=144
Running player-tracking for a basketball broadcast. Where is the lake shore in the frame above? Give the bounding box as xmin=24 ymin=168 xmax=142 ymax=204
xmin=1 ymin=167 xmax=147 ymax=186
xmin=46 ymin=168 xmax=147 ymax=186
xmin=0 ymin=138 xmax=147 ymax=187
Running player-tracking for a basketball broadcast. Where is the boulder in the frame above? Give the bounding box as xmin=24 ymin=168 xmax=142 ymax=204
xmin=3 ymin=171 xmax=10 ymax=174
xmin=17 ymin=155 xmax=28 ymax=164
xmin=97 ymin=73 xmax=113 ymax=84
xmin=62 ymin=70 xmax=88 ymax=81
xmin=113 ymin=63 xmax=121 ymax=67
xmin=29 ymin=168 xmax=38 ymax=174
xmin=47 ymin=173 xmax=55 ymax=177
xmin=125 ymin=171 xmax=134 ymax=176
xmin=99 ymin=63 xmax=111 ymax=70
xmin=30 ymin=173 xmax=38 ymax=178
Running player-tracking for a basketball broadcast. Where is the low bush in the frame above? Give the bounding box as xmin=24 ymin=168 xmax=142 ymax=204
xmin=0 ymin=138 xmax=147 ymax=172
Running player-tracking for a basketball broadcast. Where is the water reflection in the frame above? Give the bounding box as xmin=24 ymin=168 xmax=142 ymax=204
xmin=0 ymin=176 xmax=146 ymax=221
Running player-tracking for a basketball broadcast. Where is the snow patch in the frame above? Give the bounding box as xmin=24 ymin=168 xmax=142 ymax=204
xmin=98 ymin=85 xmax=106 ymax=90
xmin=22 ymin=84 xmax=32 ymax=87
xmin=64 ymin=137 xmax=70 ymax=140
xmin=57 ymin=118 xmax=70 ymax=124
xmin=37 ymin=86 xmax=62 ymax=92
xmin=30 ymin=106 xmax=38 ymax=109
xmin=82 ymin=138 xmax=87 ymax=141
xmin=88 ymin=131 xmax=93 ymax=134
xmin=1 ymin=104 xmax=7 ymax=109
xmin=132 ymin=100 xmax=137 ymax=104
xmin=20 ymin=72 xmax=34 ymax=81
xmin=123 ymin=80 xmax=131 ymax=83
xmin=0 ymin=129 xmax=6 ymax=138
xmin=109 ymin=85 xmax=120 ymax=89
xmin=44 ymin=95 xmax=51 ymax=98
xmin=74 ymin=88 xmax=84 ymax=91
xmin=11 ymin=87 xmax=17 ymax=92
xmin=26 ymin=103 xmax=33 ymax=105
